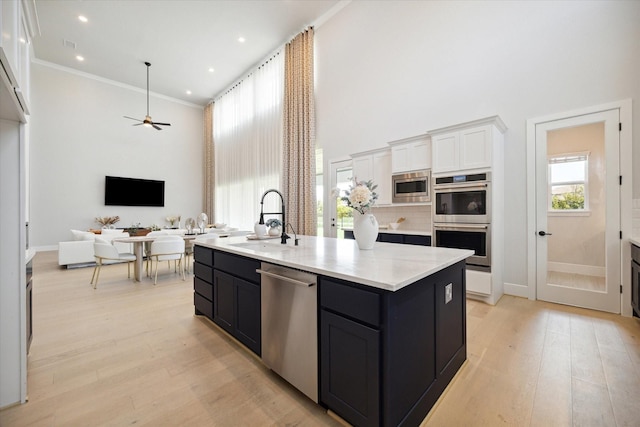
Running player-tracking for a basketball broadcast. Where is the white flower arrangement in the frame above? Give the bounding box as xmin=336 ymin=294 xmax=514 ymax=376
xmin=166 ymin=215 xmax=181 ymax=227
xmin=341 ymin=178 xmax=378 ymax=215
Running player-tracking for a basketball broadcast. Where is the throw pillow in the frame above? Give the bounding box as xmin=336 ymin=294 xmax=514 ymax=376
xmin=71 ymin=229 xmax=95 ymax=241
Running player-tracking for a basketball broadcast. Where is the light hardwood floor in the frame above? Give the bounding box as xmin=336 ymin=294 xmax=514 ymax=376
xmin=1 ymin=251 xmax=639 ymax=426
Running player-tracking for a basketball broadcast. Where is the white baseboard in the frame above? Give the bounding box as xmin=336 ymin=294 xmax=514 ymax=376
xmin=504 ymin=282 xmax=529 ymax=298
xmin=548 ymin=261 xmax=605 ymax=277
xmin=33 ymin=245 xmax=57 ymax=252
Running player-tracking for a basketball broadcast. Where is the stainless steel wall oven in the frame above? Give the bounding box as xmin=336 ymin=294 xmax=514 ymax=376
xmin=433 ymin=223 xmax=491 ymax=271
xmin=433 ymin=172 xmax=491 ymax=271
xmin=433 ymin=172 xmax=490 ymax=224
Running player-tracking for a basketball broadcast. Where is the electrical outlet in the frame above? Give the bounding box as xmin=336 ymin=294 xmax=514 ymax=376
xmin=445 ymin=283 xmax=453 ymax=304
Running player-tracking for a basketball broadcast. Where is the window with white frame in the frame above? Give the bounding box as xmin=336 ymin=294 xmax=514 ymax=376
xmin=548 ymin=152 xmax=589 ymax=212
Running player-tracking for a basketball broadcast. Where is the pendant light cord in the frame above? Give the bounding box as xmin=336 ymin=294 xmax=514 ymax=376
xmin=145 ymin=62 xmax=151 ymax=116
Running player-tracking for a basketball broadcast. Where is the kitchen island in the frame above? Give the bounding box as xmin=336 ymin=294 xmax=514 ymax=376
xmin=193 ymin=235 xmax=472 ymax=427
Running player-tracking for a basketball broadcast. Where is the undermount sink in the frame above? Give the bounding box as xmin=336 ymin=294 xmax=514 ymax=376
xmin=229 ymin=241 xmax=293 ymax=253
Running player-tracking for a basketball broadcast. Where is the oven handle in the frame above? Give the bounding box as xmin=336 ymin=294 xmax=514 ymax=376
xmin=433 ymin=183 xmax=488 ymax=191
xmin=433 ymin=224 xmax=489 ymax=231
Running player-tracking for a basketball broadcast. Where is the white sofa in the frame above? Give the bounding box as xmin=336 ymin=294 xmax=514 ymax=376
xmin=58 ymin=229 xmax=132 ymax=268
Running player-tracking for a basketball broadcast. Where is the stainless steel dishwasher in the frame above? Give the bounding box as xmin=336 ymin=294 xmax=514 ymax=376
xmin=257 ymin=262 xmax=318 ymax=403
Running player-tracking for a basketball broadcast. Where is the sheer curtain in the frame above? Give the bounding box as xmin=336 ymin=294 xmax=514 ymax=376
xmin=213 ymin=52 xmax=284 ymax=230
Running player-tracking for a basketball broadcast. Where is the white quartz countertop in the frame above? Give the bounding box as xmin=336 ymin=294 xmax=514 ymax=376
xmin=630 ymin=237 xmax=640 ymax=247
xmin=195 ymin=235 xmax=472 ymax=291
xmin=342 ymin=227 xmax=431 ymax=237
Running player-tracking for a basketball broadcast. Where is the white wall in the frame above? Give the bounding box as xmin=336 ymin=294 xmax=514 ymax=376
xmin=30 ymin=62 xmax=204 ymax=248
xmin=315 ymin=0 xmax=640 ymax=290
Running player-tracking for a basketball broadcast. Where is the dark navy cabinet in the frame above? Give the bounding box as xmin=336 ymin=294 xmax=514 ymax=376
xmin=194 ymin=246 xmax=261 ymax=355
xmin=319 ymin=261 xmax=466 ymax=427
xmin=321 ymin=310 xmax=380 ymax=427
xmin=212 ymin=252 xmax=261 ymax=356
xmin=320 ymin=278 xmax=381 ymax=426
xmin=193 ymin=245 xmax=214 ymax=320
xmin=344 ymin=230 xmax=431 ymax=246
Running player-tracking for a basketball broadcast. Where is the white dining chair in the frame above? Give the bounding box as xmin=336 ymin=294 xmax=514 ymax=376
xmin=144 ymin=230 xmax=168 ymax=275
xmin=149 ymin=237 xmax=185 ymax=284
xmin=90 ymin=242 xmax=137 ymax=289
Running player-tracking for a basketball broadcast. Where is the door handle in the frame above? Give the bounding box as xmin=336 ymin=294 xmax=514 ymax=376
xmin=538 ymin=231 xmax=553 ymax=236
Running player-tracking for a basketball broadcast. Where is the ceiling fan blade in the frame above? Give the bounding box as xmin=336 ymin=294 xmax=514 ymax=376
xmin=125 ymin=62 xmax=172 ymax=130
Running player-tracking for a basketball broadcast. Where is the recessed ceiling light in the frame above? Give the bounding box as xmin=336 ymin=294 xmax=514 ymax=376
xmin=78 ymin=15 xmax=88 ymax=23
xmin=76 ymin=55 xmax=84 ymax=62
xmin=186 ymin=90 xmax=192 ymax=95
xmin=208 ymin=67 xmax=215 ymax=73
xmin=238 ymin=37 xmax=246 ymax=43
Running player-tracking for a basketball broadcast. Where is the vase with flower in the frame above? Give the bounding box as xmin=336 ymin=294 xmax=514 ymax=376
xmin=340 ymin=178 xmax=379 ymax=250
xmin=265 ymin=218 xmax=283 ymax=237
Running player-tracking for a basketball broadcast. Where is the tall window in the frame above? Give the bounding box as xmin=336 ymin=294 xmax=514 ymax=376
xmin=213 ymin=53 xmax=284 ymax=229
xmin=548 ymin=152 xmax=589 ymax=212
xmin=316 ymin=148 xmax=323 ymax=236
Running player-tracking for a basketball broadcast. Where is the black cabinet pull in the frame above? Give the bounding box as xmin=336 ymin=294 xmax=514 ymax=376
xmin=538 ymin=231 xmax=553 ymax=236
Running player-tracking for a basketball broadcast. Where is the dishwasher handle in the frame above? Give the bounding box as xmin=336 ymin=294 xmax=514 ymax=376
xmin=256 ymin=269 xmax=316 ymax=287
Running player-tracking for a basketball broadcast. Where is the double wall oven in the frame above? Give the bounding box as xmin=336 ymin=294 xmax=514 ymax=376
xmin=433 ymin=173 xmax=491 ymax=271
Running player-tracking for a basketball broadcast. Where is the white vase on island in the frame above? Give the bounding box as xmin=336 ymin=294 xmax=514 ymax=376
xmin=353 ymin=211 xmax=378 ymax=250
xmin=268 ymin=226 xmax=281 ymax=237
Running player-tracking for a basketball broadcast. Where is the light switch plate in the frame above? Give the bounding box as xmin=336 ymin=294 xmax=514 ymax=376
xmin=445 ymin=283 xmax=453 ymax=304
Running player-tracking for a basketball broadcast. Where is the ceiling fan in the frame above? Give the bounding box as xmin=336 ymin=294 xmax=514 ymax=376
xmin=124 ymin=62 xmax=171 ymax=131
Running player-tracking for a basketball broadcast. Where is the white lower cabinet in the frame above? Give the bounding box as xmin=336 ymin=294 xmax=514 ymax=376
xmin=466 ymin=269 xmax=492 ymax=295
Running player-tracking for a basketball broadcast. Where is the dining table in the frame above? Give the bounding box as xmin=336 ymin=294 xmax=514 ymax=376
xmin=112 ymin=233 xmax=221 ymax=282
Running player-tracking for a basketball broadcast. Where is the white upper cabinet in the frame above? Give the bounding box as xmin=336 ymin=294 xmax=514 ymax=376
xmin=390 ymin=135 xmax=431 ymax=173
xmin=0 ymin=0 xmax=33 ymax=122
xmin=351 ymin=148 xmax=392 ymax=205
xmin=430 ymin=116 xmax=506 ymax=175
xmin=0 ymin=0 xmax=19 ymax=73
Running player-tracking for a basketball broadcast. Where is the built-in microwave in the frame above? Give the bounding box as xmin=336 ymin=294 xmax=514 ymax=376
xmin=392 ymin=170 xmax=431 ymax=203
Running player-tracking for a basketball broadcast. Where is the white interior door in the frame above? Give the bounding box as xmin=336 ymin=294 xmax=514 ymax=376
xmin=327 ymin=159 xmax=352 ymax=238
xmin=535 ymin=109 xmax=620 ymax=313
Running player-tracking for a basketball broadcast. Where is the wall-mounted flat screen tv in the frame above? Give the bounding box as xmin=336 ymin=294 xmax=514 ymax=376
xmin=105 ymin=176 xmax=165 ymax=207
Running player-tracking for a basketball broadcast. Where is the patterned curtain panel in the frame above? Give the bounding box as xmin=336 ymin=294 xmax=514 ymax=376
xmin=203 ymin=102 xmax=214 ymax=221
xmin=284 ymin=28 xmax=316 ymax=235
